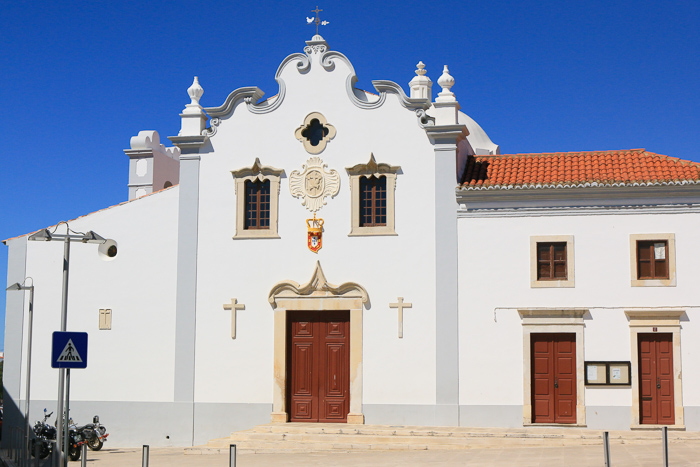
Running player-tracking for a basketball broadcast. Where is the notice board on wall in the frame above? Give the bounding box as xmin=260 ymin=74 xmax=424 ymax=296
xmin=584 ymin=361 xmax=631 ymax=386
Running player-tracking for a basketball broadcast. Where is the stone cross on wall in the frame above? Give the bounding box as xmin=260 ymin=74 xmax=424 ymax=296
xmin=223 ymin=298 xmax=245 ymax=339
xmin=389 ymin=297 xmax=413 ymax=338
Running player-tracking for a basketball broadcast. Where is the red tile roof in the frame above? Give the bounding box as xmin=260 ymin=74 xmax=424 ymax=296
xmin=460 ymin=149 xmax=700 ymax=190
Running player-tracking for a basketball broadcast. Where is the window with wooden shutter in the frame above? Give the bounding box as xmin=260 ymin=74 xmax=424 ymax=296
xmin=629 ymin=234 xmax=676 ymax=287
xmin=636 ymin=240 xmax=669 ymax=280
xmin=244 ymin=179 xmax=271 ymax=230
xmin=359 ymin=175 xmax=387 ymax=227
xmin=537 ymin=242 xmax=567 ymax=280
xmin=231 ymin=159 xmax=283 ymax=239
xmin=530 ymin=236 xmax=574 ymax=287
xmin=346 ymin=154 xmax=399 ymax=236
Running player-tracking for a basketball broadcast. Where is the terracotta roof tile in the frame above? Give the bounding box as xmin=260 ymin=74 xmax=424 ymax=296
xmin=460 ymin=149 xmax=700 ymax=190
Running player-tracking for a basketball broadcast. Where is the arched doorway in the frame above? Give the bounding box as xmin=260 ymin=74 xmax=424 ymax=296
xmin=268 ymin=261 xmax=368 ymax=424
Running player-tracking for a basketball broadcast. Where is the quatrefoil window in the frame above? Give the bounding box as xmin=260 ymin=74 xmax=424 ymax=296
xmin=294 ymin=112 xmax=336 ymax=154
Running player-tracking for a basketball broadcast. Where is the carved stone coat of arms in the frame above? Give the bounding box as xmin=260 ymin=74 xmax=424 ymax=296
xmin=289 ymin=157 xmax=340 ymax=212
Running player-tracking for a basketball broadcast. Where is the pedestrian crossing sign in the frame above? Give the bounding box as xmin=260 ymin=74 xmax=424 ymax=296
xmin=51 ymin=332 xmax=88 ymax=369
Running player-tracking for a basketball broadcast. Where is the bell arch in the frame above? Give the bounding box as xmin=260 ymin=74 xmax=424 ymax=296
xmin=268 ymin=261 xmax=369 ymax=424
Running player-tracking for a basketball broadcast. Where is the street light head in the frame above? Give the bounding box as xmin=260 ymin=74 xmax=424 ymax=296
xmin=28 ymin=229 xmax=52 ymax=241
xmin=98 ymin=239 xmax=118 ymax=261
xmin=83 ymin=231 xmax=107 ymax=244
xmin=6 ymin=282 xmax=32 ymax=291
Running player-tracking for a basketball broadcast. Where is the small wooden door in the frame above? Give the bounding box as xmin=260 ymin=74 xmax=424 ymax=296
xmin=287 ymin=310 xmax=350 ymax=423
xmin=638 ymin=333 xmax=675 ymax=425
xmin=531 ymin=333 xmax=577 ymax=424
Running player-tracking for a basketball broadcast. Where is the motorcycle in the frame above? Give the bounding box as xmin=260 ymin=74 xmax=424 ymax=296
xmin=65 ymin=418 xmax=84 ymax=461
xmin=30 ymin=409 xmax=84 ymax=462
xmin=30 ymin=409 xmax=56 ymax=460
xmin=76 ymin=415 xmax=109 ymax=451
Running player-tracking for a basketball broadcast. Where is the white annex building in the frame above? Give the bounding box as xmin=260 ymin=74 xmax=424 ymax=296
xmin=4 ymin=35 xmax=700 ymax=447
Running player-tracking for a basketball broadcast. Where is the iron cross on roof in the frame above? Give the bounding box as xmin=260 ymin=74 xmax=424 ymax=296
xmin=307 ymin=6 xmax=329 ymax=35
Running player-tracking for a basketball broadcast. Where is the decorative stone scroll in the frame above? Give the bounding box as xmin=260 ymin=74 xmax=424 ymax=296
xmin=289 ymin=157 xmax=340 ymax=212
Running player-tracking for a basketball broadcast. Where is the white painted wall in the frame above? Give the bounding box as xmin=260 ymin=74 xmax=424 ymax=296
xmin=192 ymin=49 xmax=443 ymax=407
xmin=458 ymin=210 xmax=700 ymax=412
xmin=19 ymin=188 xmax=179 ymax=403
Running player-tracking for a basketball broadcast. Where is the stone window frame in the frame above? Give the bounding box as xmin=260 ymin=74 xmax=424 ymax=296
xmin=625 ymin=310 xmax=685 ymax=429
xmin=630 ymin=233 xmax=676 ymax=287
xmin=346 ymin=154 xmax=400 ymax=237
xmin=530 ymin=235 xmax=575 ymax=288
xmin=518 ymin=309 xmax=587 ymax=426
xmin=231 ymin=158 xmax=283 ymax=239
xmin=294 ymin=112 xmax=337 ymax=155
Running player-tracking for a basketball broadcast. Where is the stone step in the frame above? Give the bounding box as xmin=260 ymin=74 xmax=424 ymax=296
xmin=246 ymin=423 xmax=699 ymax=441
xmin=186 ymin=423 xmax=700 ymax=455
xmin=216 ymin=432 xmax=604 ymax=446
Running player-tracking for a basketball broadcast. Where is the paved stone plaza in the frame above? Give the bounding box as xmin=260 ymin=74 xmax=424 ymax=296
xmin=76 ymin=442 xmax=700 ymax=466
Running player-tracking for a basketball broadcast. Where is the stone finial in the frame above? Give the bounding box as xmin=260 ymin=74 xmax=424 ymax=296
xmin=436 ymin=65 xmax=456 ymax=102
xmin=409 ymin=61 xmax=432 ymax=99
xmin=187 ymin=76 xmax=204 ymax=106
xmin=179 ymin=76 xmax=208 ymax=136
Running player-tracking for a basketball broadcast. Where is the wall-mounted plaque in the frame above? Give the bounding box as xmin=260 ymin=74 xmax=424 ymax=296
xmin=584 ymin=361 xmax=631 ymax=386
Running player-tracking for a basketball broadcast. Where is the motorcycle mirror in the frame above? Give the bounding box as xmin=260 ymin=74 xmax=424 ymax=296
xmin=93 ymin=415 xmax=99 ymax=424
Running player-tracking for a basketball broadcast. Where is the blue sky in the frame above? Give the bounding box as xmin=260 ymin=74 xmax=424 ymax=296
xmin=1 ymin=0 xmax=698 ymax=350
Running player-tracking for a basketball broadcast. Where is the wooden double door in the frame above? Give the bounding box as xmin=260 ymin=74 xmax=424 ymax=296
xmin=531 ymin=333 xmax=577 ymax=424
xmin=286 ymin=310 xmax=350 ymax=423
xmin=638 ymin=333 xmax=675 ymax=425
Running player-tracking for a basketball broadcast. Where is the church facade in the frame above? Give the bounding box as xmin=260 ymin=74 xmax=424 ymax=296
xmin=3 ymin=35 xmax=700 ymax=447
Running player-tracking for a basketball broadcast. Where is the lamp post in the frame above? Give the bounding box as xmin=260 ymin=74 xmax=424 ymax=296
xmin=6 ymin=279 xmax=34 ymax=467
xmin=28 ymin=222 xmax=115 ymax=467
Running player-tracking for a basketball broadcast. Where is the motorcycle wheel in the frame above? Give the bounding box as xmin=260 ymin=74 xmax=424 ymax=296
xmin=68 ymin=445 xmax=81 ymax=461
xmin=87 ymin=436 xmax=103 ymax=451
xmin=30 ymin=439 xmax=51 ymax=459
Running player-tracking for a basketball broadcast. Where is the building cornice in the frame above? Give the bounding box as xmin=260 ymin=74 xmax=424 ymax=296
xmin=425 ymin=125 xmax=469 ymax=145
xmin=458 ymin=203 xmax=700 ymax=218
xmin=167 ymin=135 xmax=208 ymax=152
xmin=457 ymin=183 xmax=700 ymax=210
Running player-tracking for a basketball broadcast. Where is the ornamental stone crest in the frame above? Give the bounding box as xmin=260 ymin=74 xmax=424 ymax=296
xmin=289 ymin=157 xmax=340 ymax=212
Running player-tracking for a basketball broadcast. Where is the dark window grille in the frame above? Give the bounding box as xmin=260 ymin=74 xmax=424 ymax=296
xmin=537 ymin=242 xmax=567 ymax=280
xmin=300 ymin=119 xmax=329 ymax=147
xmin=245 ymin=179 xmax=270 ymax=230
xmin=637 ymin=240 xmax=669 ymax=279
xmin=359 ymin=175 xmax=387 ymax=227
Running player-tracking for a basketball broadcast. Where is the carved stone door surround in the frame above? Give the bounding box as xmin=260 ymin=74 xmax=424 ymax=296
xmin=268 ymin=261 xmax=368 ymax=424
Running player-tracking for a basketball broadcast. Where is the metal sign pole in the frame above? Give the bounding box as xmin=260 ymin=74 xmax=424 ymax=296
xmin=56 ymin=235 xmax=71 ymax=467
xmin=63 ymin=369 xmax=71 ymax=467
xmin=23 ymin=284 xmax=35 ymax=467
